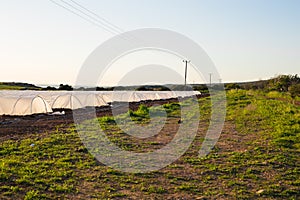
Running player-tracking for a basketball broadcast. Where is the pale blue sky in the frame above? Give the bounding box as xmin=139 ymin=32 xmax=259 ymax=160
xmin=0 ymin=0 xmax=299 ymax=86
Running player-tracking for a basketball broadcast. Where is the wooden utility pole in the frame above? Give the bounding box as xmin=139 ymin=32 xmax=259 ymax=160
xmin=183 ymin=60 xmax=190 ymax=85
xmin=209 ymin=73 xmax=213 ymax=87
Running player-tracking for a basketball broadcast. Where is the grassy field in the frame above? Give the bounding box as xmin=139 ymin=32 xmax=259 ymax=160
xmin=0 ymin=90 xmax=299 ymax=199
xmin=0 ymin=83 xmax=41 ymax=90
xmin=0 ymin=85 xmax=26 ymax=90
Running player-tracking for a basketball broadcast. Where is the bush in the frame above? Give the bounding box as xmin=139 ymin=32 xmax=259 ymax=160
xmin=289 ymin=84 xmax=300 ymax=97
xmin=131 ymin=104 xmax=149 ymax=118
xmin=225 ymin=83 xmax=240 ymax=90
xmin=98 ymin=116 xmax=115 ymax=124
xmin=58 ymin=84 xmax=73 ymax=91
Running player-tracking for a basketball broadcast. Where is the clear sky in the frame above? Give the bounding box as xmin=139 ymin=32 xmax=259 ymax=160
xmin=0 ymin=0 xmax=299 ymax=86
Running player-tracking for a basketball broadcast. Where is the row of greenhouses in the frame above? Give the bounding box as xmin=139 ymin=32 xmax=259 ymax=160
xmin=0 ymin=91 xmax=200 ymax=116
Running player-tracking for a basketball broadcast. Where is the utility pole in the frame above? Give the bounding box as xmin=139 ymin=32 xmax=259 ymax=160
xmin=183 ymin=60 xmax=190 ymax=85
xmin=209 ymin=73 xmax=213 ymax=87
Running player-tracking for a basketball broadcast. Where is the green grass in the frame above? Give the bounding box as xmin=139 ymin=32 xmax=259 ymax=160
xmin=0 ymin=83 xmax=41 ymax=90
xmin=228 ymin=89 xmax=300 ymax=149
xmin=0 ymin=90 xmax=299 ymax=199
xmin=0 ymin=85 xmax=25 ymax=90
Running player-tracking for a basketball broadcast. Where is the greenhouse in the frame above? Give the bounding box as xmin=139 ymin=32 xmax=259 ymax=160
xmin=0 ymin=93 xmax=52 ymax=116
xmin=0 ymin=90 xmax=200 ymax=116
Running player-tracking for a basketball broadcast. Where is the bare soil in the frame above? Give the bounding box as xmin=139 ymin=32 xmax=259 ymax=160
xmin=0 ymin=95 xmax=206 ymax=141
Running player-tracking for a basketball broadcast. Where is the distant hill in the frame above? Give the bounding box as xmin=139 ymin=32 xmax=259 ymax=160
xmin=0 ymin=82 xmax=42 ymax=90
xmin=0 ymin=74 xmax=299 ymax=97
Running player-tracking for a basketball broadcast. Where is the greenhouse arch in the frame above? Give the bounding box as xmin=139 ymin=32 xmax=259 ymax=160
xmin=0 ymin=95 xmax=53 ymax=116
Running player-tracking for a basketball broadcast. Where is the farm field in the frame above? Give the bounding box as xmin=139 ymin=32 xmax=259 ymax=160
xmin=0 ymin=89 xmax=299 ymax=199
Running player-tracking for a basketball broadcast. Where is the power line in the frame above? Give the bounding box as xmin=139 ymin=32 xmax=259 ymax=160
xmin=49 ymin=0 xmax=138 ymax=42
xmin=69 ymin=0 xmax=124 ymax=34
xmin=48 ymin=0 xmax=121 ymax=36
xmin=60 ymin=0 xmax=122 ymax=35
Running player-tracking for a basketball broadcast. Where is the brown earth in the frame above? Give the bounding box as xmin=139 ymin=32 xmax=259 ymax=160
xmin=0 ymin=95 xmax=207 ymax=141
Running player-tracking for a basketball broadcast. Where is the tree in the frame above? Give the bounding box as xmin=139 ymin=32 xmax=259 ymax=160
xmin=44 ymin=86 xmax=57 ymax=90
xmin=58 ymin=84 xmax=73 ymax=91
xmin=225 ymin=83 xmax=240 ymax=90
xmin=268 ymin=74 xmax=300 ymax=92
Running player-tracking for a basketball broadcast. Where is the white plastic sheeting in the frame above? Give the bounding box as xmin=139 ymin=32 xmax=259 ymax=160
xmin=0 ymin=93 xmax=52 ymax=116
xmin=0 ymin=90 xmax=200 ymax=116
xmin=39 ymin=92 xmax=107 ymax=109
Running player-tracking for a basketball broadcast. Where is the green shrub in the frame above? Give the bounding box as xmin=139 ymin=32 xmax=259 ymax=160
xmin=289 ymin=84 xmax=300 ymax=97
